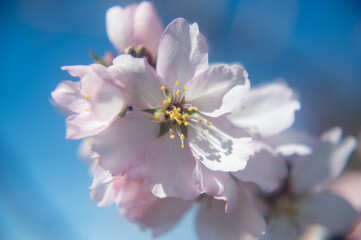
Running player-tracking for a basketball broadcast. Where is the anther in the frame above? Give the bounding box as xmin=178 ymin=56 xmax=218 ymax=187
xmin=84 ymin=95 xmax=90 ymax=99
xmin=176 ymin=90 xmax=181 ymax=96
xmin=183 ymin=88 xmax=188 ymax=91
xmin=206 ymin=122 xmax=212 ymax=126
xmin=176 ymin=81 xmax=180 ymax=86
xmin=180 ymin=144 xmax=184 ymax=149
xmin=204 ymin=130 xmax=209 ymax=134
xmin=170 ymin=134 xmax=175 ymax=139
xmin=194 ymin=107 xmax=199 ymax=111
xmin=180 ymin=134 xmax=185 ymax=140
xmin=198 ymin=119 xmax=204 ymax=123
xmin=188 ymin=107 xmax=194 ymax=111
xmin=161 ymin=86 xmax=166 ymax=91
xmin=85 ymin=108 xmax=89 ymax=111
xmin=168 ymin=98 xmax=172 ymax=103
xmin=163 ymin=100 xmax=168 ymax=105
xmin=184 ymin=121 xmax=189 ymax=126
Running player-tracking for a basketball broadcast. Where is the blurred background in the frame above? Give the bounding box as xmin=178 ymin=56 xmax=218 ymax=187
xmin=0 ymin=0 xmax=360 ymax=239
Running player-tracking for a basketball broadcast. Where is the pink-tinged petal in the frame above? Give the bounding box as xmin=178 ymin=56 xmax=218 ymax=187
xmin=265 ymin=129 xmax=317 ymax=158
xmin=188 ymin=115 xmax=254 ymax=172
xmin=233 ymin=141 xmax=287 ymax=192
xmin=327 ymin=171 xmax=361 ymax=211
xmin=292 ymin=127 xmax=358 ymax=194
xmin=193 ymin=161 xmax=229 ymax=197
xmin=139 ymin=134 xmax=200 ymax=200
xmin=109 ymin=55 xmax=163 ymax=109
xmin=106 ymin=5 xmax=136 ymax=53
xmin=93 ymin=111 xmax=159 ymax=176
xmin=185 ymin=64 xmax=250 ymax=117
xmin=91 ymin=80 xmax=125 ymax=122
xmin=157 ymin=18 xmax=208 ymax=89
xmin=135 ymin=198 xmax=192 ymax=237
xmin=89 ymin=165 xmax=116 ymax=207
xmin=229 ymin=82 xmax=300 ymax=137
xmin=133 ymin=2 xmax=163 ymax=58
xmin=51 ymin=80 xmax=88 ymax=113
xmin=65 ymin=112 xmax=112 ymax=139
xmin=213 ymin=178 xmax=239 ymax=213
xmin=298 ymin=193 xmax=359 ymax=235
xmin=196 ymin=183 xmax=266 ymax=240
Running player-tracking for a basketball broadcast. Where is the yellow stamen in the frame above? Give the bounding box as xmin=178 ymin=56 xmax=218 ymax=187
xmin=180 ymin=134 xmax=185 ymax=140
xmin=84 ymin=95 xmax=90 ymax=99
xmin=194 ymin=107 xmax=199 ymax=111
xmin=183 ymin=88 xmax=188 ymax=91
xmin=85 ymin=108 xmax=89 ymax=111
xmin=176 ymin=81 xmax=180 ymax=86
xmin=188 ymin=107 xmax=194 ymax=111
xmin=204 ymin=129 xmax=209 ymax=134
xmin=163 ymin=100 xmax=168 ymax=105
xmin=170 ymin=134 xmax=175 ymax=139
xmin=198 ymin=118 xmax=204 ymax=123
xmin=176 ymin=90 xmax=181 ymax=96
xmin=184 ymin=121 xmax=189 ymax=126
xmin=161 ymin=86 xmax=166 ymax=91
xmin=168 ymin=98 xmax=172 ymax=103
xmin=180 ymin=144 xmax=184 ymax=149
xmin=206 ymin=122 xmax=212 ymax=126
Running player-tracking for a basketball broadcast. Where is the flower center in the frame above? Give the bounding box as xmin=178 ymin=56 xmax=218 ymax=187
xmin=144 ymin=81 xmax=212 ymax=149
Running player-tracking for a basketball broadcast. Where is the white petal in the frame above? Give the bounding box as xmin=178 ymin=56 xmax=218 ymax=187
xmin=140 ymin=134 xmax=200 ymax=200
xmin=93 ymin=111 xmax=159 ymax=176
xmin=188 ymin=115 xmax=254 ymax=172
xmin=109 ymin=55 xmax=164 ymax=109
xmin=292 ymin=128 xmax=358 ymax=194
xmin=89 ymin=165 xmax=116 ymax=207
xmin=233 ymin=141 xmax=287 ymax=192
xmin=229 ymin=82 xmax=300 ymax=137
xmin=156 ymin=18 xmax=208 ymax=90
xmin=196 ymin=183 xmax=266 ymax=240
xmin=299 ymin=193 xmax=358 ymax=234
xmin=185 ymin=64 xmax=250 ymax=117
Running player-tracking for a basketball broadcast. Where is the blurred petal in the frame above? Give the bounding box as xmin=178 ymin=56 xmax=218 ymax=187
xmin=299 ymin=193 xmax=359 ymax=235
xmin=292 ymin=127 xmax=358 ymax=194
xmin=106 ymin=5 xmax=136 ymax=53
xmin=89 ymin=165 xmax=115 ymax=207
xmin=157 ymin=18 xmax=208 ymax=90
xmin=233 ymin=141 xmax=287 ymax=192
xmin=133 ymin=2 xmax=163 ymax=58
xmin=229 ymin=82 xmax=300 ymax=137
xmin=185 ymin=64 xmax=250 ymax=117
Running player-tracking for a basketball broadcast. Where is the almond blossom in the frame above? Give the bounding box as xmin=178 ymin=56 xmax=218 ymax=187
xmin=51 ymin=64 xmax=125 ymax=139
xmin=92 ymin=18 xmax=254 ymax=200
xmin=260 ymin=127 xmax=359 ymax=239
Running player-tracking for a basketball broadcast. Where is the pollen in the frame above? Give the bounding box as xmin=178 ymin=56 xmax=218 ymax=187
xmin=184 ymin=121 xmax=189 ymax=126
xmin=198 ymin=118 xmax=204 ymax=123
xmin=170 ymin=134 xmax=175 ymax=139
xmin=161 ymin=86 xmax=166 ymax=91
xmin=176 ymin=81 xmax=180 ymax=86
xmin=168 ymin=98 xmax=172 ymax=103
xmin=176 ymin=90 xmax=181 ymax=96
xmin=180 ymin=144 xmax=184 ymax=149
xmin=204 ymin=129 xmax=209 ymax=134
xmin=84 ymin=95 xmax=90 ymax=99
xmin=194 ymin=107 xmax=199 ymax=111
xmin=163 ymin=100 xmax=168 ymax=105
xmin=206 ymin=122 xmax=212 ymax=126
xmin=188 ymin=107 xmax=194 ymax=111
xmin=183 ymin=88 xmax=188 ymax=91
xmin=180 ymin=134 xmax=185 ymax=140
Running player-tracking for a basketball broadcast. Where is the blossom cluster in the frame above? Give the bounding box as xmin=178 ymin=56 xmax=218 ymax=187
xmin=52 ymin=2 xmax=360 ymax=239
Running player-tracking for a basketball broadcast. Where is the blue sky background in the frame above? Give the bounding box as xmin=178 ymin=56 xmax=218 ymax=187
xmin=1 ymin=0 xmax=360 ymax=239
